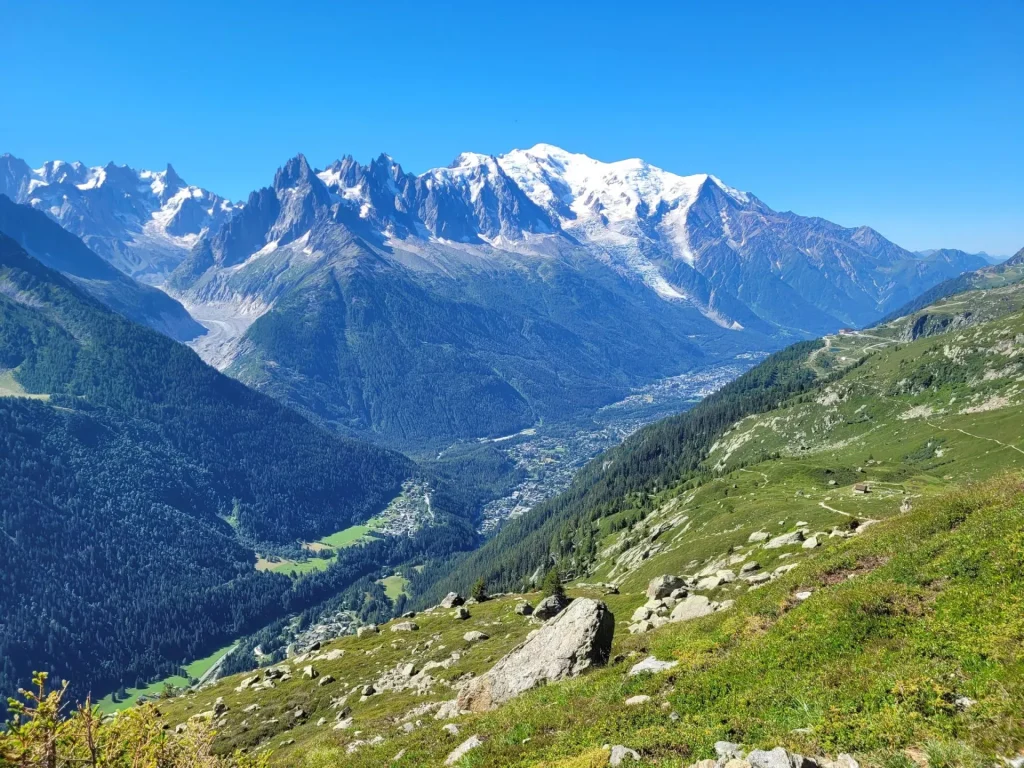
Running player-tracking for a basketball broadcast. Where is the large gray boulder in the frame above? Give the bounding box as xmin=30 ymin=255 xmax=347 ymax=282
xmin=439 ymin=592 xmax=464 ymax=609
xmin=669 ymin=595 xmax=717 ymax=622
xmin=533 ymin=593 xmax=570 ymax=620
xmin=456 ymin=598 xmax=614 ymax=712
xmin=646 ymin=574 xmax=684 ymax=599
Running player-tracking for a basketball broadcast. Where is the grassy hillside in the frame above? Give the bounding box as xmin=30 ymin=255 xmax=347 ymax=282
xmin=155 ymin=476 xmax=1024 ymax=766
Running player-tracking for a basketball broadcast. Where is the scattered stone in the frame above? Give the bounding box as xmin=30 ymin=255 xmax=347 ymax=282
xmin=745 ymin=572 xmax=772 ymax=585
xmin=716 ymin=742 xmax=746 ymax=760
xmin=391 ymin=621 xmax=419 ymax=632
xmin=764 ymin=530 xmax=807 ymax=549
xmin=400 ymin=662 xmax=418 ymax=677
xmin=463 ymin=631 xmax=489 ymax=643
xmin=774 ymin=563 xmax=799 ymax=576
xmin=740 ymin=561 xmax=760 ymax=574
xmin=628 ymin=656 xmax=679 ymax=676
xmin=795 ymin=591 xmax=813 ymax=601
xmin=236 ymin=674 xmax=260 ymax=691
xmin=716 ymin=569 xmax=737 ymax=583
xmin=624 ymin=695 xmax=651 ymax=706
xmin=401 ymin=722 xmax=415 ymax=734
xmin=212 ymin=697 xmax=227 ymax=714
xmin=357 ymin=625 xmax=379 ymax=637
xmin=717 ymin=599 xmax=735 ymax=611
xmin=955 ymin=695 xmax=976 ymax=710
xmin=748 ymin=747 xmax=811 ymax=768
xmin=802 ymin=536 xmax=820 ymax=549
xmin=439 ymin=592 xmax=465 ymax=609
xmin=452 ymin=607 xmax=470 ymax=620
xmin=393 ymin=748 xmax=406 ymax=762
xmin=434 ymin=700 xmax=461 ymax=720
xmin=514 ymin=600 xmax=533 ymax=616
xmin=610 ymin=745 xmax=641 ymax=765
xmin=316 ymin=717 xmax=327 ymax=727
xmin=748 ymin=531 xmax=770 ymax=543
xmin=697 ymin=575 xmax=724 ymax=590
xmin=457 ymin=598 xmax=614 ymax=711
xmin=631 ymin=605 xmax=654 ymax=622
xmin=646 ymin=574 xmax=685 ymax=599
xmin=533 ymin=593 xmax=571 ymax=620
xmin=445 ymin=735 xmax=483 ymax=766
xmin=361 ymin=684 xmax=376 ymax=696
xmin=317 ymin=674 xmax=336 ymax=687
xmin=302 ymin=665 xmax=318 ymax=679
xmin=401 ymin=611 xmax=416 ymax=619
xmin=442 ymin=723 xmax=460 ymax=736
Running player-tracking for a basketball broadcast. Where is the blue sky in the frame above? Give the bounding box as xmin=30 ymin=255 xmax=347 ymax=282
xmin=1 ymin=1 xmax=1021 ymax=254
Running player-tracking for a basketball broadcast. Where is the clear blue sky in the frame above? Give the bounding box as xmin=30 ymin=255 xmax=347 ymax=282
xmin=1 ymin=1 xmax=1021 ymax=254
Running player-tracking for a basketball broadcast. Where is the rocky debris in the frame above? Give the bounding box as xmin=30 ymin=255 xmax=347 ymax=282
xmin=361 ymin=684 xmax=376 ymax=696
xmin=457 ymin=598 xmax=614 ymax=711
xmin=533 ymin=593 xmax=570 ymax=620
xmin=400 ymin=662 xmax=418 ymax=677
xmin=624 ymin=694 xmax=651 ymax=706
xmin=434 ymin=700 xmax=462 ymax=720
xmin=463 ymin=631 xmax=489 ymax=643
xmin=357 ymin=625 xmax=379 ymax=637
xmin=445 ymin=735 xmax=483 ymax=765
xmin=576 ymin=582 xmax=620 ymax=594
xmin=610 ymin=745 xmax=641 ymax=765
xmin=440 ymin=592 xmax=465 ymax=609
xmin=236 ymin=673 xmax=260 ymax=691
xmin=391 ymin=621 xmax=419 ymax=632
xmin=628 ymin=656 xmax=678 ymax=676
xmin=764 ymin=530 xmax=808 ymax=549
xmin=264 ymin=665 xmax=289 ymax=680
xmin=452 ymin=606 xmax=470 ymax=620
xmin=685 ymin=747 xmax=856 ymax=768
xmin=442 ymin=723 xmax=460 ymax=736
xmin=646 ymin=574 xmax=684 ymax=599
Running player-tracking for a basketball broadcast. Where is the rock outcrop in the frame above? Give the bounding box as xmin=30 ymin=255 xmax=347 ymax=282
xmin=456 ymin=598 xmax=614 ymax=711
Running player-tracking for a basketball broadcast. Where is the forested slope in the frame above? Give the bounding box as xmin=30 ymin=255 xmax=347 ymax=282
xmin=0 ymin=234 xmax=418 ymax=711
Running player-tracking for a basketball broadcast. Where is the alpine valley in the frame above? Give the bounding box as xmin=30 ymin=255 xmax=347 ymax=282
xmin=0 ymin=144 xmax=1012 ymax=766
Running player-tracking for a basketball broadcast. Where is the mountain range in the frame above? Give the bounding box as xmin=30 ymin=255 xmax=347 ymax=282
xmin=1 ymin=147 xmax=988 ymax=450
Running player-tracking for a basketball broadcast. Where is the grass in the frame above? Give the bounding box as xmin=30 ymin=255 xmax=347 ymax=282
xmin=97 ymin=643 xmax=236 ymax=713
xmin=378 ymin=574 xmax=409 ymax=600
xmin=255 ymin=522 xmax=382 ymax=577
xmin=317 ymin=523 xmax=378 ymax=549
xmin=0 ymin=368 xmax=48 ymax=400
xmin=153 ymin=477 xmax=1024 ymax=766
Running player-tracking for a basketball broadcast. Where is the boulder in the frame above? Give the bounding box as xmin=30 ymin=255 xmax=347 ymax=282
xmin=610 ymin=745 xmax=641 ymax=765
xmin=628 ymin=656 xmax=679 ymax=676
xmin=357 ymin=625 xmax=379 ymax=637
xmin=715 ymin=742 xmax=746 ymax=760
xmin=445 ymin=735 xmax=483 ymax=766
xmin=646 ymin=574 xmax=684 ymax=599
xmin=514 ymin=600 xmax=533 ymax=616
xmin=452 ymin=606 xmax=470 ymax=620
xmin=764 ymin=530 xmax=807 ymax=549
xmin=631 ymin=605 xmax=653 ymax=623
xmin=696 ymin=575 xmax=724 ymax=591
xmin=533 ymin=593 xmax=570 ymax=620
xmin=442 ymin=723 xmax=460 ymax=736
xmin=748 ymin=531 xmax=770 ymax=543
xmin=318 ymin=675 xmax=335 ymax=687
xmin=463 ymin=631 xmax=489 ymax=643
xmin=802 ymin=536 xmax=820 ymax=549
xmin=740 ymin=561 xmax=760 ymax=574
xmin=391 ymin=621 xmax=419 ymax=632
xmin=439 ymin=592 xmax=464 ymax=609
xmin=669 ymin=595 xmax=717 ymax=622
xmin=748 ymin=747 xmax=816 ymax=768
xmin=745 ymin=571 xmax=771 ymax=585
xmin=456 ymin=598 xmax=614 ymax=711
xmin=302 ymin=665 xmax=318 ymax=679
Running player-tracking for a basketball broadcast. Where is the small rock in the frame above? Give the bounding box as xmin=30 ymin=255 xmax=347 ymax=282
xmin=400 ymin=663 xmax=418 ymax=677
xmin=716 ymin=742 xmax=746 ymax=760
xmin=610 ymin=745 xmax=641 ymax=765
xmin=745 ymin=571 xmax=772 ymax=585
xmin=696 ymin=575 xmax=724 ymax=590
xmin=748 ymin=531 xmax=770 ymax=543
xmin=318 ymin=674 xmax=335 ymax=686
xmin=795 ymin=591 xmax=813 ymax=601
xmin=624 ymin=695 xmax=651 ymax=706
xmin=302 ymin=665 xmax=318 ymax=679
xmin=361 ymin=684 xmax=376 ymax=696
xmin=740 ymin=561 xmax=760 ymax=574
xmin=439 ymin=592 xmax=464 ymax=609
xmin=391 ymin=621 xmax=419 ymax=632
xmin=442 ymin=723 xmax=460 ymax=736
xmin=764 ymin=530 xmax=807 ymax=549
xmin=628 ymin=656 xmax=679 ymax=677
xmin=452 ymin=607 xmax=470 ymax=620
xmin=401 ymin=611 xmax=416 ymax=619
xmin=670 ymin=595 xmax=716 ymax=622
xmin=802 ymin=536 xmax=820 ymax=549
xmin=316 ymin=717 xmax=327 ymax=726
xmin=514 ymin=600 xmax=533 ymax=616
xmin=445 ymin=735 xmax=483 ymax=766
xmin=357 ymin=625 xmax=379 ymax=637
xmin=955 ymin=695 xmax=976 ymax=710
xmin=463 ymin=631 xmax=489 ymax=643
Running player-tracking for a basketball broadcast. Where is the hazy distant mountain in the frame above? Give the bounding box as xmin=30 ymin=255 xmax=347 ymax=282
xmin=915 ymin=248 xmax=1006 ymax=265
xmin=0 ymin=195 xmax=203 ymax=340
xmin=0 ymin=154 xmax=237 ymax=281
xmin=164 ymin=145 xmax=985 ymax=449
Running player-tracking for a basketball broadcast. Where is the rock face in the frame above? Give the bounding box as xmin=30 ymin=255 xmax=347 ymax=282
xmin=456 ymin=598 xmax=614 ymax=712
xmin=646 ymin=574 xmax=684 ymax=599
xmin=533 ymin=593 xmax=570 ymax=620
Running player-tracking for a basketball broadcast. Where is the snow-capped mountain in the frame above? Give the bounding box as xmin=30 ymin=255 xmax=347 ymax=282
xmin=159 ymin=145 xmax=983 ymax=449
xmin=0 ymin=154 xmax=237 ymax=281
